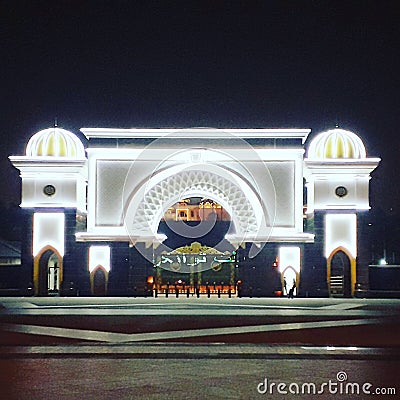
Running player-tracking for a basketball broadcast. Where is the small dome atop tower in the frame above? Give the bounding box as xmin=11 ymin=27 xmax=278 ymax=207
xmin=307 ymin=128 xmax=366 ymax=159
xmin=26 ymin=127 xmax=85 ymax=158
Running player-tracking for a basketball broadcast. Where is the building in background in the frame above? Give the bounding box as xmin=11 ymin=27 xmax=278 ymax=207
xmin=8 ymin=126 xmax=380 ymax=297
xmin=0 ymin=240 xmax=21 ymax=296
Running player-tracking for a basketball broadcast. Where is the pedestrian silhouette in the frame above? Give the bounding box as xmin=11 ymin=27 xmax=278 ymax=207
xmin=283 ymin=278 xmax=287 ymax=295
xmin=288 ymin=280 xmax=296 ymax=299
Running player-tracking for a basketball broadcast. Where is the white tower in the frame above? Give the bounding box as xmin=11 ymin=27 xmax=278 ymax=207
xmin=305 ymin=128 xmax=380 ymax=296
xmin=10 ymin=127 xmax=87 ymax=295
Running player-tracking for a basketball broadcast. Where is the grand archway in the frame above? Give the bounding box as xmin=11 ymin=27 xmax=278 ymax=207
xmin=10 ymin=126 xmax=379 ymax=299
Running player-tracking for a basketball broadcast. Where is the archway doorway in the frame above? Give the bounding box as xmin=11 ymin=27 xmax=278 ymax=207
xmin=34 ymin=247 xmax=63 ymax=296
xmin=90 ymin=265 xmax=108 ymax=296
xmin=281 ymin=266 xmax=298 ymax=297
xmin=153 ymin=241 xmax=237 ymax=296
xmin=159 ymin=197 xmax=233 ymax=251
xmin=328 ymin=249 xmax=353 ymax=297
xmin=155 ymin=197 xmax=236 ymax=296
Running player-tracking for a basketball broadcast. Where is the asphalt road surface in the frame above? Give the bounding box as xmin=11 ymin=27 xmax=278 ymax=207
xmin=1 ymin=297 xmax=399 ymax=399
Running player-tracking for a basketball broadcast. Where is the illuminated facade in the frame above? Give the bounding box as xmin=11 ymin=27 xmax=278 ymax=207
xmin=9 ymin=126 xmax=380 ymax=297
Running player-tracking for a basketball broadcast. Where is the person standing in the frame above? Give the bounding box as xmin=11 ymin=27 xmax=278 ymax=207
xmin=288 ymin=279 xmax=296 ymax=299
xmin=283 ymin=278 xmax=287 ymax=296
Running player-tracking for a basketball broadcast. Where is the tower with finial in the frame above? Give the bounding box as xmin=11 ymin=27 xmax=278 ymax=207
xmin=9 ymin=127 xmax=87 ymax=295
xmin=304 ymin=127 xmax=380 ymax=296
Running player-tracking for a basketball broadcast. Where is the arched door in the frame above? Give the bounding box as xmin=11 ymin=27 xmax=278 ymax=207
xmin=91 ymin=265 xmax=108 ymax=296
xmin=328 ymin=249 xmax=352 ymax=297
xmin=282 ymin=266 xmax=298 ymax=297
xmin=34 ymin=247 xmax=63 ymax=296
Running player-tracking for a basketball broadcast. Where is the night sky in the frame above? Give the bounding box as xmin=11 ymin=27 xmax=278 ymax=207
xmin=1 ymin=0 xmax=399 ymax=211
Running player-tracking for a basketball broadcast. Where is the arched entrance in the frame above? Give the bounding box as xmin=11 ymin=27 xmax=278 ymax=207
xmin=154 ymin=197 xmax=236 ymax=296
xmin=153 ymin=240 xmax=237 ymax=296
xmin=119 ymin=149 xmax=284 ymax=298
xmin=281 ymin=266 xmax=298 ymax=297
xmin=33 ymin=246 xmax=63 ymax=296
xmin=90 ymin=265 xmax=109 ymax=296
xmin=327 ymin=247 xmax=355 ymax=297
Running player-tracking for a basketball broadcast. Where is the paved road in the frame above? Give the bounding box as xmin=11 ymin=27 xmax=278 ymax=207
xmin=1 ymin=297 xmax=399 ymax=399
xmin=1 ymin=297 xmax=400 ymax=346
xmin=1 ymin=357 xmax=398 ymax=400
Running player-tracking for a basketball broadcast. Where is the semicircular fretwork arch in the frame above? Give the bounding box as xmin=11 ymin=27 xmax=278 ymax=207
xmin=128 ymin=168 xmax=265 ymax=237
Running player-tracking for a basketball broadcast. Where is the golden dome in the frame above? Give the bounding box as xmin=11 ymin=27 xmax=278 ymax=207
xmin=26 ymin=127 xmax=85 ymax=158
xmin=307 ymin=128 xmax=366 ymax=159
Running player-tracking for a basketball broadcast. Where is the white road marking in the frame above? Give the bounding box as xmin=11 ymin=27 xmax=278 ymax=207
xmin=1 ymin=302 xmax=38 ymax=309
xmin=321 ymin=303 xmax=362 ymax=310
xmin=0 ymin=318 xmax=385 ymax=343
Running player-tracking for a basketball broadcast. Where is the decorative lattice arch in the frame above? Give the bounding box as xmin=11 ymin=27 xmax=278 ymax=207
xmin=130 ymin=169 xmax=261 ymax=236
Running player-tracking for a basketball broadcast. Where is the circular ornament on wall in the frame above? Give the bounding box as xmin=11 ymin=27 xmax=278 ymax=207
xmin=43 ymin=184 xmax=56 ymax=197
xmin=335 ymin=186 xmax=348 ymax=198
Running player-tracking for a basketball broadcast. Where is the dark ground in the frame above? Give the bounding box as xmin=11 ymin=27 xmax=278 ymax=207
xmin=1 ymin=297 xmax=399 ymax=399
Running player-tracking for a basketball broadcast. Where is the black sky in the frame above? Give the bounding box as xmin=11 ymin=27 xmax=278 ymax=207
xmin=1 ymin=0 xmax=399 ymax=210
